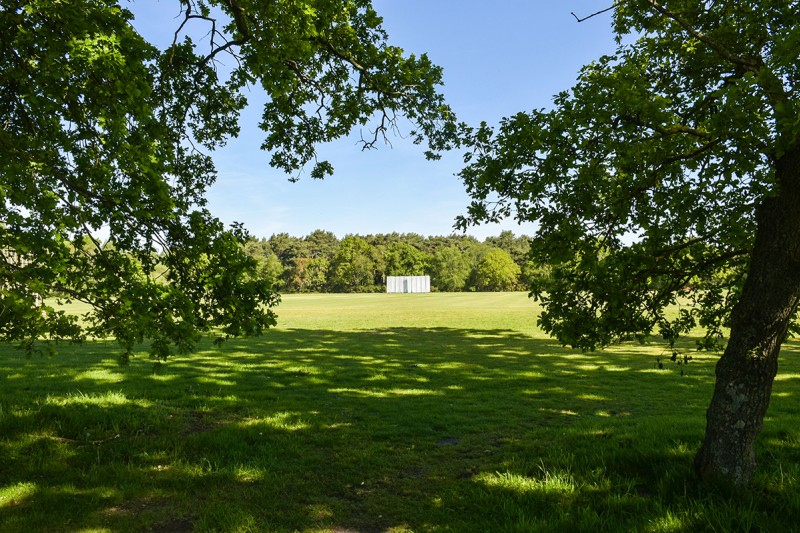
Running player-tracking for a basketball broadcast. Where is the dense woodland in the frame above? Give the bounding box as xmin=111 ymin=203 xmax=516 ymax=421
xmin=242 ymin=230 xmax=536 ymax=293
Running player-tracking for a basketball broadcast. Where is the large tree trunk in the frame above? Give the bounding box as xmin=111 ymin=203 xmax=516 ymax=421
xmin=694 ymin=148 xmax=800 ymax=488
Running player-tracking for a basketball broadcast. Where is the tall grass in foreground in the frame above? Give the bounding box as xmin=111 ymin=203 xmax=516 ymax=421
xmin=0 ymin=292 xmax=798 ymax=532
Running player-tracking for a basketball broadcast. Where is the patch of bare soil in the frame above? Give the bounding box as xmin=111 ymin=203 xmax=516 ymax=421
xmin=101 ymin=497 xmax=194 ymax=531
xmin=147 ymin=516 xmax=195 ymax=532
xmin=181 ymin=410 xmax=217 ymax=436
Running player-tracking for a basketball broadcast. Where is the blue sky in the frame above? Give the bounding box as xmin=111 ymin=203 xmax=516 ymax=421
xmin=130 ymin=1 xmax=617 ymax=240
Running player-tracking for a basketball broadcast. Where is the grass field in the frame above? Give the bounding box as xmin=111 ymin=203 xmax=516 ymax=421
xmin=1 ymin=292 xmax=799 ymax=532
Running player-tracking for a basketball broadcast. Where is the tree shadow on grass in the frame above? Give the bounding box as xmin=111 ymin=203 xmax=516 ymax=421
xmin=0 ymin=329 xmax=799 ymax=531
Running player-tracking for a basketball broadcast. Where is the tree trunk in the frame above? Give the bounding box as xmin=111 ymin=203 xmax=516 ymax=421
xmin=694 ymin=148 xmax=800 ymax=488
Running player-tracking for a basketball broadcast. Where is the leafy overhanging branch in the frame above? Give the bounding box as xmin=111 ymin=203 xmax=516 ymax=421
xmin=456 ymin=1 xmax=790 ymax=351
xmin=1 ymin=0 xmax=457 ymax=358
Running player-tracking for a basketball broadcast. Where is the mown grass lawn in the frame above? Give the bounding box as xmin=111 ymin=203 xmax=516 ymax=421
xmin=1 ymin=292 xmax=799 ymax=532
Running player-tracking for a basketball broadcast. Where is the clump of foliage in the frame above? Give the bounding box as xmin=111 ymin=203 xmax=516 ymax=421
xmin=0 ymin=0 xmax=457 ymax=358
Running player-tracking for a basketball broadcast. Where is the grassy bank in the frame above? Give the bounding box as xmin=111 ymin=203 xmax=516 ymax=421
xmin=1 ymin=293 xmax=798 ymax=531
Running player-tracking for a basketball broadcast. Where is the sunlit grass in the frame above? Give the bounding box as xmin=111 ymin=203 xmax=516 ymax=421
xmin=0 ymin=292 xmax=798 ymax=531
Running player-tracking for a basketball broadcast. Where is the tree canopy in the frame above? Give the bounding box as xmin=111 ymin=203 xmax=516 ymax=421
xmin=327 ymin=235 xmax=375 ymax=292
xmin=384 ymin=241 xmax=430 ymax=276
xmin=0 ymin=0 xmax=456 ymax=358
xmin=458 ymin=1 xmax=800 ymax=487
xmin=472 ymin=248 xmax=521 ymax=292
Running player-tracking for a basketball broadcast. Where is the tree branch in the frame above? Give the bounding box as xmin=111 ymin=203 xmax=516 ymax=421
xmin=571 ymin=2 xmax=628 ymax=23
xmin=221 ymin=0 xmax=251 ymax=40
xmin=620 ymin=113 xmax=711 ymax=139
xmin=645 ymin=0 xmax=761 ymax=71
xmin=313 ymin=37 xmax=414 ymax=99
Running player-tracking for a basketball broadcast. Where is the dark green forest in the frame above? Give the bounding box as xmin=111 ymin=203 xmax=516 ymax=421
xmin=242 ymin=230 xmax=536 ymax=293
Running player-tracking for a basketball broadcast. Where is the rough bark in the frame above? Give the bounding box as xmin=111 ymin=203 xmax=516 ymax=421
xmin=694 ymin=146 xmax=800 ymax=488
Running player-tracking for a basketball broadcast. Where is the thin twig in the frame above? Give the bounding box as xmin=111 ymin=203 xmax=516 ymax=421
xmin=571 ymin=1 xmax=628 ymax=23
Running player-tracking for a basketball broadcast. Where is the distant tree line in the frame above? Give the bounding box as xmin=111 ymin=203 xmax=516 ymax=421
xmin=242 ymin=230 xmax=540 ymax=293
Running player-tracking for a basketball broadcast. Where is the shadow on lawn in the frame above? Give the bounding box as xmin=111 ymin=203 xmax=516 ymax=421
xmin=0 ymin=328 xmax=798 ymax=532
